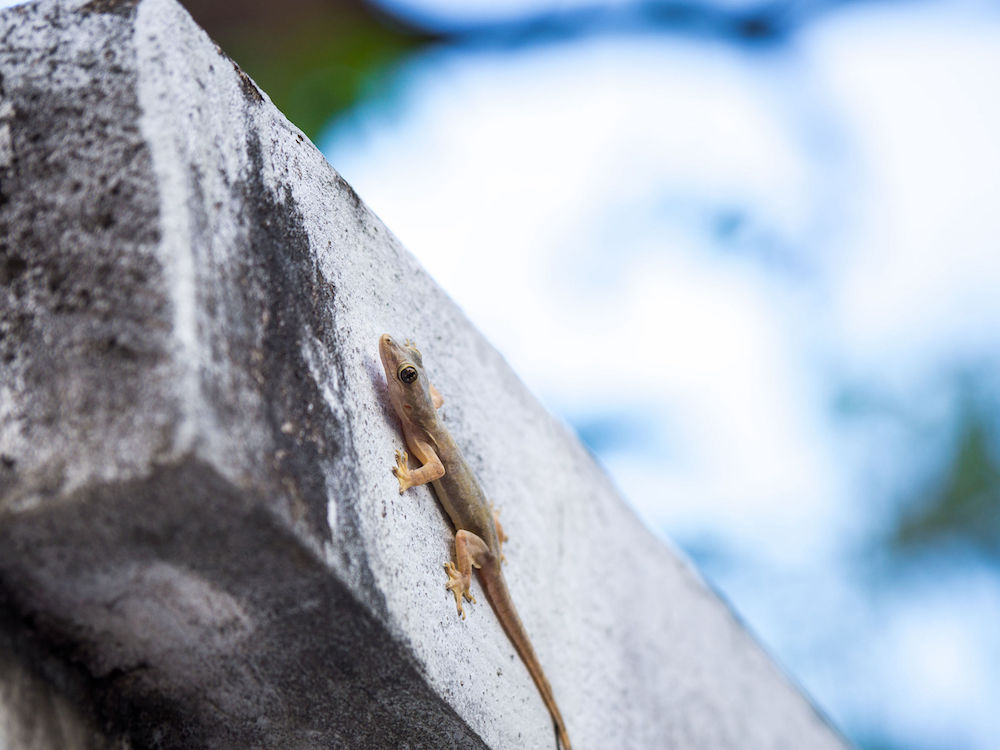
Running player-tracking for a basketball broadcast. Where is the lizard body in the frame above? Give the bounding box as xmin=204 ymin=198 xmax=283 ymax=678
xmin=378 ymin=334 xmax=572 ymax=750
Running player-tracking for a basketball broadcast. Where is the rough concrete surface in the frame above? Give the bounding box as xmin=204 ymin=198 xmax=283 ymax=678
xmin=0 ymin=0 xmax=850 ymax=748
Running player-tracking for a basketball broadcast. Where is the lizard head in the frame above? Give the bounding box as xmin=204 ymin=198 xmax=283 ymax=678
xmin=379 ymin=334 xmax=435 ymax=421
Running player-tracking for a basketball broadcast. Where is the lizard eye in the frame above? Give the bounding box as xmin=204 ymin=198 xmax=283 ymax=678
xmin=398 ymin=365 xmax=418 ymax=384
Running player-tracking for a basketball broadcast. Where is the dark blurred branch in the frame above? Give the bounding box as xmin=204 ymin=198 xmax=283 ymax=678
xmin=392 ymin=0 xmax=801 ymax=48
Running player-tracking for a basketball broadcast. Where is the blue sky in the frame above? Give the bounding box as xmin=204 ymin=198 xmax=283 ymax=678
xmin=323 ymin=2 xmax=1000 ymax=748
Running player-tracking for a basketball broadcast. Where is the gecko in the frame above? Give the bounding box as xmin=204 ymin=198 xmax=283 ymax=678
xmin=378 ymin=334 xmax=573 ymax=750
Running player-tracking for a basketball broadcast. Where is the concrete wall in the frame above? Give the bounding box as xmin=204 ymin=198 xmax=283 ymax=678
xmin=0 ymin=0 xmax=849 ymax=747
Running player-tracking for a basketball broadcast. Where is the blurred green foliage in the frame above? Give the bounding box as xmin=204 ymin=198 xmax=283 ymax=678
xmin=893 ymin=407 xmax=1000 ymax=563
xmin=218 ymin=12 xmax=426 ymax=138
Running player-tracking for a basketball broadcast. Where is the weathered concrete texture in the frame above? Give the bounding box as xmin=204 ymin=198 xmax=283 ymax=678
xmin=0 ymin=0 xmax=849 ymax=748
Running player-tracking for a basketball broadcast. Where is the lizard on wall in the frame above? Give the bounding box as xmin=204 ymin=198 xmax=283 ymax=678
xmin=378 ymin=334 xmax=573 ymax=750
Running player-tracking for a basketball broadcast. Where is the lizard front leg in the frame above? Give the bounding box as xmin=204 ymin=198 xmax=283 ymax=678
xmin=444 ymin=530 xmax=493 ymax=619
xmin=392 ymin=436 xmax=444 ymax=494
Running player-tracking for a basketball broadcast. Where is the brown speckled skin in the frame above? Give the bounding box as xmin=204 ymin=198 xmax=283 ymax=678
xmin=379 ymin=334 xmax=572 ymax=750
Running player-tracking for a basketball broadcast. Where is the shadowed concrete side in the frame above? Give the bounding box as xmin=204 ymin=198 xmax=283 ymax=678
xmin=0 ymin=459 xmax=488 ymax=749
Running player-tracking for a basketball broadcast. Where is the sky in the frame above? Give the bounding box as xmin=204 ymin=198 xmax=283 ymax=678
xmin=322 ymin=2 xmax=1000 ymax=748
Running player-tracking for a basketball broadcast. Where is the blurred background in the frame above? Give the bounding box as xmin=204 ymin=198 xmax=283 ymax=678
xmin=7 ymin=0 xmax=1000 ymax=746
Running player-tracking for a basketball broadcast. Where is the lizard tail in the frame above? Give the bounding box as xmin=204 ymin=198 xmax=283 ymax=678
xmin=479 ymin=563 xmax=573 ymax=750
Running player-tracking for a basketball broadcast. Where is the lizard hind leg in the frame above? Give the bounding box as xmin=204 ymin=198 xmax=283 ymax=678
xmin=444 ymin=530 xmax=492 ymax=619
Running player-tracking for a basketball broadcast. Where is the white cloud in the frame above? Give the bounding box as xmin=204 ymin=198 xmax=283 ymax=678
xmin=863 ymin=573 xmax=1000 ymax=750
xmin=803 ymin=7 xmax=1000 ymax=378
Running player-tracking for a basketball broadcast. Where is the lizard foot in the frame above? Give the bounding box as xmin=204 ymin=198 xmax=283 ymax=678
xmin=391 ymin=450 xmax=412 ymax=494
xmin=444 ymin=561 xmax=475 ymax=619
